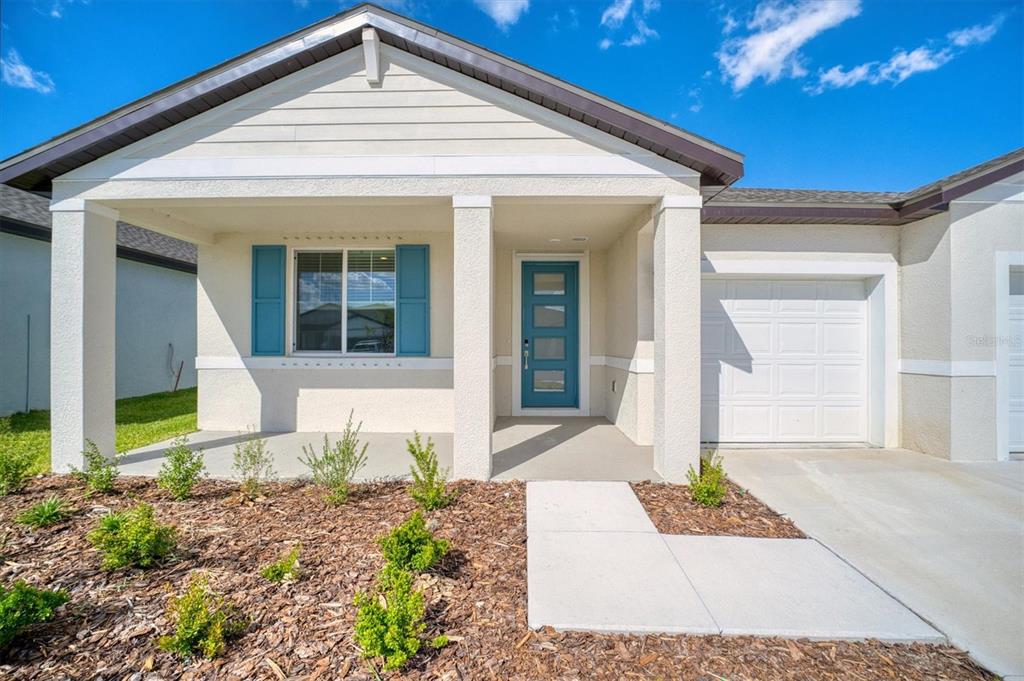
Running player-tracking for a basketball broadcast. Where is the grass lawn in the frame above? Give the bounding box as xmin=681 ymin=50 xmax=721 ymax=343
xmin=0 ymin=388 xmax=197 ymax=472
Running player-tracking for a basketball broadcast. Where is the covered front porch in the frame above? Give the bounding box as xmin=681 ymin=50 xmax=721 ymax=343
xmin=119 ymin=417 xmax=658 ymax=482
xmin=51 ymin=189 xmax=702 ymax=482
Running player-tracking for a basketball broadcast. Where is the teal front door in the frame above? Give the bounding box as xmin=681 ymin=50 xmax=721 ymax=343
xmin=521 ymin=261 xmax=579 ymax=408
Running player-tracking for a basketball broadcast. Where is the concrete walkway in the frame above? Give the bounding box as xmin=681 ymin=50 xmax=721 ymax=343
xmin=527 ymin=481 xmax=942 ymax=641
xmin=722 ymin=448 xmax=1024 ymax=680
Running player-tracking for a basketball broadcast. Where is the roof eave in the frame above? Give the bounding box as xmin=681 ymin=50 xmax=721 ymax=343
xmin=0 ymin=4 xmax=743 ymax=192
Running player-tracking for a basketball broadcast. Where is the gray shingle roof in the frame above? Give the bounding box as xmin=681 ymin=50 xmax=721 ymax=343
xmin=0 ymin=184 xmax=196 ymax=267
xmin=709 ymin=188 xmax=904 ymax=205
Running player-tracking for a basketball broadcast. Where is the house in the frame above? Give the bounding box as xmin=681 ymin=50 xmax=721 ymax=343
xmin=0 ymin=4 xmax=1019 ymax=479
xmin=0 ymin=184 xmax=197 ymax=416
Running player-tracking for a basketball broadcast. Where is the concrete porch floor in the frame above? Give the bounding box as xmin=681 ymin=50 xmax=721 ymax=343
xmin=119 ymin=416 xmax=658 ymax=482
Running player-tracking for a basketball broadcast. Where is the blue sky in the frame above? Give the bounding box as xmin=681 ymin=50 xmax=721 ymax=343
xmin=1 ymin=0 xmax=1020 ymax=190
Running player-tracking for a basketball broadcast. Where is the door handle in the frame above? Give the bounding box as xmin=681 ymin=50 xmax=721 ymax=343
xmin=523 ymin=339 xmax=529 ymax=370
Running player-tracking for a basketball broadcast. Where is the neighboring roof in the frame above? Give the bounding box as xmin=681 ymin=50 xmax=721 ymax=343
xmin=0 ymin=184 xmax=197 ymax=272
xmin=704 ymin=147 xmax=1024 ymax=225
xmin=0 ymin=4 xmax=744 ymax=193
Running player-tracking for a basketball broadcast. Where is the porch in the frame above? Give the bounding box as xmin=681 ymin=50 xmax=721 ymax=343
xmin=118 ymin=417 xmax=659 ymax=482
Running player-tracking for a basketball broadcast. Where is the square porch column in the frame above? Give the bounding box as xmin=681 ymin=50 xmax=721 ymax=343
xmin=653 ymin=195 xmax=703 ymax=482
xmin=452 ymin=195 xmax=494 ymax=479
xmin=50 ymin=200 xmax=118 ymax=473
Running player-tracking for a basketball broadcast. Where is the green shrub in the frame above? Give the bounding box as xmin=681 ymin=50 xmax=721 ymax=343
xmin=232 ymin=430 xmax=275 ymax=500
xmin=0 ymin=581 xmax=69 ymax=649
xmin=156 ymin=436 xmax=206 ymax=501
xmin=353 ymin=564 xmax=426 ymax=671
xmin=158 ymin=572 xmax=245 ymax=660
xmin=86 ymin=503 xmax=178 ymax=570
xmin=379 ymin=511 xmax=449 ymax=573
xmin=407 ymin=432 xmax=451 ymax=511
xmin=72 ymin=440 xmax=120 ymax=494
xmin=261 ymin=544 xmax=301 ymax=583
xmin=299 ymin=411 xmax=368 ymax=505
xmin=686 ymin=451 xmax=728 ymax=507
xmin=16 ymin=495 xmax=71 ymax=529
xmin=0 ymin=449 xmax=35 ymax=497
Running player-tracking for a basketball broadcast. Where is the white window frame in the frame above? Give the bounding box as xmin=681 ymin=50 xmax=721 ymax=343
xmin=287 ymin=245 xmax=397 ymax=358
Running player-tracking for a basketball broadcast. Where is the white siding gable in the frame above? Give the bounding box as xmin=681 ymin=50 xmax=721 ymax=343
xmin=62 ymin=46 xmax=696 ymax=182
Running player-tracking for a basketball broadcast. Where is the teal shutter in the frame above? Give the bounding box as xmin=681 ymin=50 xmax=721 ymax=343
xmin=396 ymin=244 xmax=430 ymax=356
xmin=252 ymin=245 xmax=286 ymax=356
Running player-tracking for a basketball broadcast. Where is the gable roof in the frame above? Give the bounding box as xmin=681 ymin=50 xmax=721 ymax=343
xmin=0 ymin=3 xmax=744 ymax=193
xmin=704 ymin=147 xmax=1024 ymax=225
xmin=0 ymin=184 xmax=197 ymax=272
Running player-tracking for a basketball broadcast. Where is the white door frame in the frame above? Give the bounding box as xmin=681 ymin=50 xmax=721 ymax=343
xmin=701 ymin=256 xmax=898 ymax=448
xmin=996 ymin=250 xmax=1024 ymax=460
xmin=512 ymin=251 xmax=590 ymax=417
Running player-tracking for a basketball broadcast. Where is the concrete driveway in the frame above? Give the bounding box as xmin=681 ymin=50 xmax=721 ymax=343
xmin=722 ymin=447 xmax=1024 ymax=680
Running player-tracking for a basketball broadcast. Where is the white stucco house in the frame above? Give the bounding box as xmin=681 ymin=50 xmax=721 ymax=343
xmin=0 ymin=5 xmax=1020 ymax=479
xmin=0 ymin=184 xmax=197 ymax=416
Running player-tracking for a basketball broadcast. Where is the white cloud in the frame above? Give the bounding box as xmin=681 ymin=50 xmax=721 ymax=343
xmin=808 ymin=13 xmax=1004 ymax=95
xmin=948 ymin=13 xmax=1005 ymax=47
xmin=599 ymin=0 xmax=660 ymax=49
xmin=473 ymin=0 xmax=530 ymax=31
xmin=716 ymin=0 xmax=862 ymax=91
xmin=1 ymin=49 xmax=56 ymax=94
xmin=687 ymin=86 xmax=703 ymax=113
xmin=600 ymin=0 xmax=633 ymax=29
xmin=721 ymin=13 xmax=739 ymax=35
xmin=622 ymin=15 xmax=658 ymax=46
xmin=293 ymin=0 xmax=309 ymax=7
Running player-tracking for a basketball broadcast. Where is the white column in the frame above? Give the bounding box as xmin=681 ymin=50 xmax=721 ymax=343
xmin=653 ymin=195 xmax=702 ymax=482
xmin=50 ymin=200 xmax=118 ymax=473
xmin=452 ymin=195 xmax=494 ymax=480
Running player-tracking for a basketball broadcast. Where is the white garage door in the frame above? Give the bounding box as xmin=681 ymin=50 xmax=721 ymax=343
xmin=701 ymin=279 xmax=868 ymax=443
xmin=1009 ymin=271 xmax=1024 ymax=453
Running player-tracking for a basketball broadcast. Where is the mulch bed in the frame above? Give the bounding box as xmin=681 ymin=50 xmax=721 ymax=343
xmin=1 ymin=475 xmax=993 ymax=680
xmin=632 ymin=479 xmax=806 ymax=538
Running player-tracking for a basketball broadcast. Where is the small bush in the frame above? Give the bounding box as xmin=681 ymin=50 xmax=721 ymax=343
xmin=300 ymin=411 xmax=368 ymax=505
xmin=156 ymin=436 xmax=206 ymax=501
xmin=16 ymin=495 xmax=71 ymax=529
xmin=158 ymin=573 xmax=245 ymax=660
xmin=261 ymin=544 xmax=301 ymax=583
xmin=72 ymin=440 xmax=119 ymax=494
xmin=0 ymin=449 xmax=35 ymax=497
xmin=353 ymin=564 xmax=425 ymax=671
xmin=379 ymin=511 xmax=449 ymax=573
xmin=232 ymin=430 xmax=275 ymax=500
xmin=0 ymin=581 xmax=69 ymax=649
xmin=407 ymin=432 xmax=451 ymax=511
xmin=686 ymin=451 xmax=728 ymax=507
xmin=86 ymin=503 xmax=178 ymax=570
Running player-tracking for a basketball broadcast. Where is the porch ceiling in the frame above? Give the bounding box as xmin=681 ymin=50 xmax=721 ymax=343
xmin=106 ymin=196 xmax=650 ymax=249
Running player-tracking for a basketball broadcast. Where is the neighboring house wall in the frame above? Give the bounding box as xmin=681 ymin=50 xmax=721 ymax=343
xmin=898 ymin=172 xmax=1024 ymax=460
xmin=0 ymin=232 xmax=197 ymax=415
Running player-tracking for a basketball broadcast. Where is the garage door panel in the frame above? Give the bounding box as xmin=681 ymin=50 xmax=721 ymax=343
xmin=777 ymin=405 xmax=817 ymax=438
xmin=701 ymin=278 xmax=868 ymax=443
xmin=823 ymin=364 xmax=863 ymax=397
xmin=777 ymin=363 xmax=817 ymax=397
xmin=731 ymin=405 xmax=772 ymax=438
xmin=731 ymin=363 xmax=772 ymax=397
xmin=732 ymin=322 xmax=772 ymax=355
xmin=732 ymin=281 xmax=773 ymax=313
xmin=822 ymin=406 xmax=864 ymax=439
xmin=778 ymin=322 xmax=818 ymax=355
xmin=823 ymin=322 xmax=863 ymax=355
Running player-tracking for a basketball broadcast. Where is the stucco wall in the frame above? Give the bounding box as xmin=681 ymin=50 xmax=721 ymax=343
xmin=0 ymin=232 xmax=197 ymax=416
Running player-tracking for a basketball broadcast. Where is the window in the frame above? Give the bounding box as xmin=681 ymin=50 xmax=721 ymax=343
xmin=294 ymin=249 xmax=396 ymax=353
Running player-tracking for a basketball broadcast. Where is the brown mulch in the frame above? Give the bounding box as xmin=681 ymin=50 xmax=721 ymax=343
xmin=0 ymin=475 xmax=993 ymax=680
xmin=632 ymin=479 xmax=806 ymax=538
